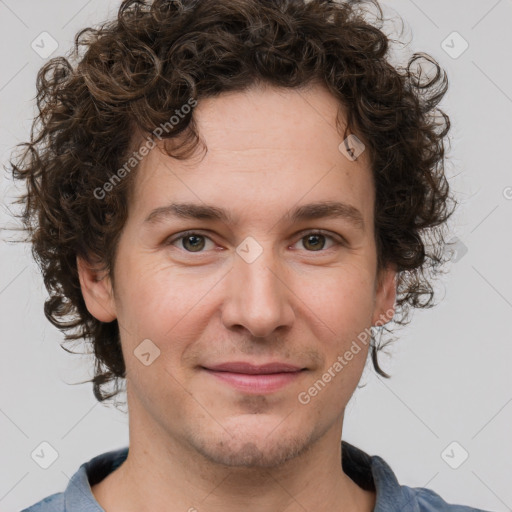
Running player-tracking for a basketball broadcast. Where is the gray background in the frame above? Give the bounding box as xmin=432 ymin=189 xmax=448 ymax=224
xmin=1 ymin=1 xmax=511 ymax=511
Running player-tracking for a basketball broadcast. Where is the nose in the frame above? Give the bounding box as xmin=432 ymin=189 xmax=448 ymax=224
xmin=221 ymin=244 xmax=295 ymax=338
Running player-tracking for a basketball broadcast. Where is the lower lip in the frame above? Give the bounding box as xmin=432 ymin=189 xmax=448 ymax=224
xmin=203 ymin=369 xmax=303 ymax=393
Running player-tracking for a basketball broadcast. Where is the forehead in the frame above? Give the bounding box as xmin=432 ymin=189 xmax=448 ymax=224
xmin=128 ymin=83 xmax=374 ymax=227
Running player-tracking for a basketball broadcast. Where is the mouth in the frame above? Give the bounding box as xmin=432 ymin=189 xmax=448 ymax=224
xmin=200 ymin=362 xmax=307 ymax=394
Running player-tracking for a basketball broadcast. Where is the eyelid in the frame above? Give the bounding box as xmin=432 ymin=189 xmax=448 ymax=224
xmin=165 ymin=230 xmax=218 ymax=251
xmin=165 ymin=229 xmax=347 ymax=252
xmin=291 ymin=228 xmax=347 ymax=247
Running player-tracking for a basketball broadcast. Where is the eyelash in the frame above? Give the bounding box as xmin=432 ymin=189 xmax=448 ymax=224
xmin=165 ymin=230 xmax=345 ymax=254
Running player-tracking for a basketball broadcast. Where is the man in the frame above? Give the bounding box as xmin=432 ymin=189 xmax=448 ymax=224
xmin=12 ymin=0 xmax=489 ymax=510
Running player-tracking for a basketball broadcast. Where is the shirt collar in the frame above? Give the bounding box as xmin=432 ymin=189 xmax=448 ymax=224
xmin=64 ymin=447 xmax=128 ymax=512
xmin=342 ymin=441 xmax=417 ymax=512
xmin=62 ymin=442 xmax=413 ymax=511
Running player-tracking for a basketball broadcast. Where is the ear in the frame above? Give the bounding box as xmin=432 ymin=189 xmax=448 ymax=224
xmin=372 ymin=264 xmax=396 ymax=326
xmin=76 ymin=255 xmax=117 ymax=322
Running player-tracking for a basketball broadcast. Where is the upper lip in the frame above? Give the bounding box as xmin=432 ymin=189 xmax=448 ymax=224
xmin=202 ymin=362 xmax=304 ymax=374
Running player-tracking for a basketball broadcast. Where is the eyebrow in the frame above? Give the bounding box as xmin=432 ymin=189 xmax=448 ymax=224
xmin=143 ymin=200 xmax=365 ymax=230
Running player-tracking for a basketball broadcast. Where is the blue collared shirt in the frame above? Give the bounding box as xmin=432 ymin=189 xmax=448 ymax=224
xmin=21 ymin=442 xmax=491 ymax=511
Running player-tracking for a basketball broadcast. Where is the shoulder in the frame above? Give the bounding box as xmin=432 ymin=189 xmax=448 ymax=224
xmin=404 ymin=485 xmax=492 ymax=512
xmin=342 ymin=442 xmax=492 ymax=512
xmin=19 ymin=446 xmax=128 ymax=512
xmin=20 ymin=492 xmax=64 ymax=512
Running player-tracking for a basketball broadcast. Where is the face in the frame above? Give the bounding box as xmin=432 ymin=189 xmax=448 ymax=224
xmin=78 ymin=82 xmax=396 ymax=469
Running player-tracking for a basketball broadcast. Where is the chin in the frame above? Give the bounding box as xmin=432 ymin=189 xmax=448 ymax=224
xmin=186 ymin=416 xmax=320 ymax=468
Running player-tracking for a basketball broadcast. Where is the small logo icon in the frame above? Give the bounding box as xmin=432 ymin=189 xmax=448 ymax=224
xmin=441 ymin=32 xmax=469 ymax=59
xmin=31 ymin=441 xmax=59 ymax=469
xmin=134 ymin=338 xmax=161 ymax=366
xmin=441 ymin=441 xmax=469 ymax=469
xmin=338 ymin=134 xmax=365 ymax=161
xmin=236 ymin=236 xmax=263 ymax=263
xmin=503 ymin=186 xmax=512 ymax=200
xmin=446 ymin=236 xmax=468 ymax=263
xmin=31 ymin=31 xmax=59 ymax=59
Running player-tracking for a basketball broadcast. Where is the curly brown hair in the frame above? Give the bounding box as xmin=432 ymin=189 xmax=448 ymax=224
xmin=8 ymin=0 xmax=453 ymax=404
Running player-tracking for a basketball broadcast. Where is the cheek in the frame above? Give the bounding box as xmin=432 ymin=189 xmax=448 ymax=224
xmin=295 ymin=264 xmax=376 ymax=334
xmin=114 ymin=257 xmax=219 ymax=355
xmin=117 ymin=271 xmax=207 ymax=404
xmin=292 ymin=266 xmax=376 ymax=399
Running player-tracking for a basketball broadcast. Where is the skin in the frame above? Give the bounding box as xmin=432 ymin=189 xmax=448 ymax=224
xmin=78 ymin=82 xmax=396 ymax=512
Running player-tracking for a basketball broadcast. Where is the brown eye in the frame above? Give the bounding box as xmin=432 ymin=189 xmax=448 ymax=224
xmin=167 ymin=232 xmax=215 ymax=253
xmin=292 ymin=230 xmax=341 ymax=252
xmin=181 ymin=234 xmax=206 ymax=252
xmin=302 ymin=233 xmax=327 ymax=251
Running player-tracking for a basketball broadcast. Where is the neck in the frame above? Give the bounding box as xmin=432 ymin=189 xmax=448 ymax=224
xmin=92 ymin=398 xmax=375 ymax=512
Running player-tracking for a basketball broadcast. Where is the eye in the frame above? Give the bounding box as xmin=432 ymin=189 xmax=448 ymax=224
xmin=165 ymin=229 xmax=344 ymax=254
xmin=291 ymin=230 xmax=342 ymax=252
xmin=167 ymin=231 xmax=216 ymax=253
